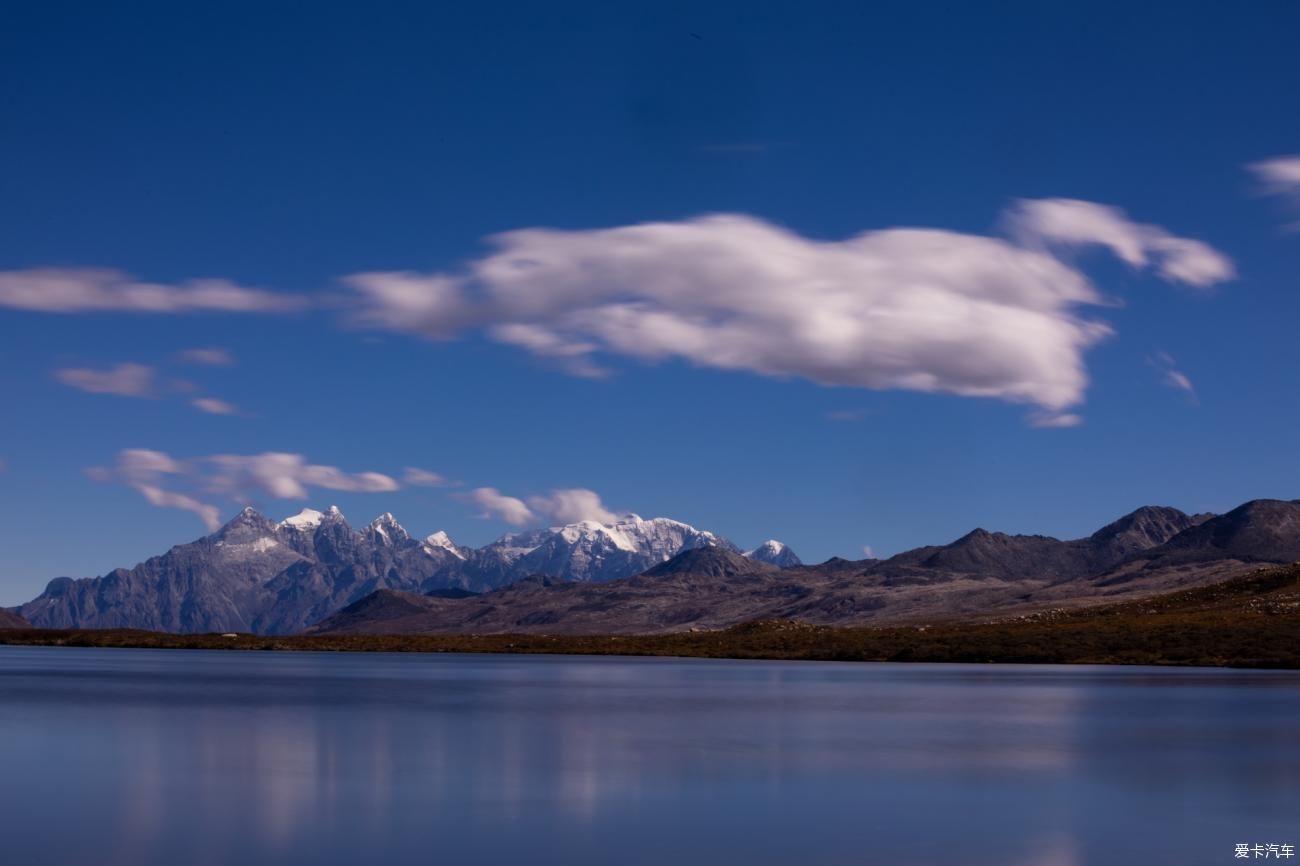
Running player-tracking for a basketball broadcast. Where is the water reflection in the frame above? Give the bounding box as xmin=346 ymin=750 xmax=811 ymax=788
xmin=1 ymin=648 xmax=1297 ymax=866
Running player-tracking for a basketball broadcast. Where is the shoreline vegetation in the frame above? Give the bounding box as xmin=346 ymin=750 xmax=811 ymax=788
xmin=3 ymin=565 xmax=1298 ymax=669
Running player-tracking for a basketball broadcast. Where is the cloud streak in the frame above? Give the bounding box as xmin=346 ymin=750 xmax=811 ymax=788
xmin=1248 ymin=155 xmax=1300 ymax=228
xmin=89 ymin=449 xmax=402 ymax=529
xmin=191 ymin=397 xmax=240 ymax=415
xmin=344 ymin=200 xmax=1232 ymax=422
xmin=464 ymin=486 xmax=622 ymax=527
xmin=177 ymin=347 xmax=236 ymax=366
xmin=1006 ymin=199 xmax=1234 ymax=288
xmin=0 ymin=268 xmax=305 ymax=314
xmin=403 ymin=467 xmax=454 ymax=488
xmin=55 ymin=362 xmax=157 ymax=397
xmin=1150 ymin=352 xmax=1198 ymax=404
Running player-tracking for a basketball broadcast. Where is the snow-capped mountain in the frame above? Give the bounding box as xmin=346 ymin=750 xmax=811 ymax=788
xmin=15 ymin=507 xmax=747 ymax=634
xmin=744 ymin=539 xmax=803 ymax=568
xmin=475 ymin=515 xmax=738 ymax=583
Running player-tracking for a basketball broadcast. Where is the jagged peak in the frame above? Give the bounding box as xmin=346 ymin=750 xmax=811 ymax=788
xmin=367 ymin=511 xmax=410 ymax=544
xmin=213 ymin=505 xmax=277 ymax=540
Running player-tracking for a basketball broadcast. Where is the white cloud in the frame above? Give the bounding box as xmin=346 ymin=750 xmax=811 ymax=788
xmin=0 ymin=268 xmax=305 ymax=314
xmin=345 ymin=201 xmax=1231 ymax=422
xmin=135 ymin=485 xmax=222 ymax=532
xmin=191 ymin=397 xmax=240 ymax=415
xmin=1248 ymin=155 xmax=1300 ymax=228
xmin=1028 ymin=411 xmax=1084 ymax=429
xmin=1149 ymin=352 xmax=1198 ymax=403
xmin=85 ymin=448 xmax=221 ymax=530
xmin=1005 ymin=198 xmax=1235 ymax=288
xmin=88 ymin=448 xmax=401 ymax=529
xmin=177 ymin=347 xmax=236 ymax=366
xmin=1248 ymin=155 xmax=1300 ymax=198
xmin=55 ymin=362 xmax=157 ymax=397
xmin=206 ymin=452 xmax=399 ymax=500
xmin=403 ymin=467 xmax=454 ymax=487
xmin=462 ymin=486 xmax=624 ymax=527
xmin=116 ymin=448 xmax=184 ymax=481
xmin=466 ymin=487 xmax=536 ymax=526
xmin=862 ymin=545 xmax=876 ymax=559
xmin=1163 ymin=370 xmax=1195 ymax=393
xmin=527 ymin=488 xmax=621 ymax=524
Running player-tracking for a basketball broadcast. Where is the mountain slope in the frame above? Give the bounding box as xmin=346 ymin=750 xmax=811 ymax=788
xmin=313 ymin=501 xmax=1300 ymax=637
xmin=17 ymin=497 xmax=1300 ymax=637
xmin=1138 ymin=500 xmax=1300 ymax=565
xmin=16 ymin=508 xmax=742 ymax=633
xmin=0 ymin=608 xmax=30 ymax=629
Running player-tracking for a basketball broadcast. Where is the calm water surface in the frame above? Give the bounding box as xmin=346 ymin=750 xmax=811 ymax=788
xmin=1 ymin=647 xmax=1297 ymax=866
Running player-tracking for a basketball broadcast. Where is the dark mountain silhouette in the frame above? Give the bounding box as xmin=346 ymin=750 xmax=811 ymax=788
xmin=644 ymin=546 xmax=778 ymax=578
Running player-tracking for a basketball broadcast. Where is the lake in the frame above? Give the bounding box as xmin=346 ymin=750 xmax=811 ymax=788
xmin=0 ymin=647 xmax=1296 ymax=865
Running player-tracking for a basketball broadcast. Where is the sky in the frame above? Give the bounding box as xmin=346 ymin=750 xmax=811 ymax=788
xmin=2 ymin=1 xmax=1300 ymax=604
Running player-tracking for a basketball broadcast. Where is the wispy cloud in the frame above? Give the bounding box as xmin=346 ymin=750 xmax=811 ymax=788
xmin=205 ymin=453 xmax=400 ymax=500
xmin=1028 ymin=411 xmax=1084 ymax=429
xmin=1247 ymin=155 xmax=1300 ymax=229
xmin=402 ymin=467 xmax=455 ymax=488
xmin=0 ymin=268 xmax=305 ymax=314
xmin=88 ymin=448 xmax=220 ymax=530
xmin=462 ymin=485 xmax=621 ymax=527
xmin=57 ymin=353 xmax=246 ymax=418
xmin=527 ymin=488 xmax=621 ymax=524
xmin=1005 ymin=198 xmax=1235 ymax=289
xmin=191 ymin=397 xmax=241 ymax=415
xmin=1150 ymin=351 xmax=1198 ymax=404
xmin=465 ymin=487 xmax=536 ymax=526
xmin=87 ymin=449 xmax=402 ymax=529
xmin=344 ymin=200 xmax=1232 ymax=426
xmin=176 ymin=347 xmax=236 ymax=367
xmin=55 ymin=362 xmax=157 ymax=397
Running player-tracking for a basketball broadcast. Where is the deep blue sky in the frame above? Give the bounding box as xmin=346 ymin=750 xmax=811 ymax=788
xmin=2 ymin=1 xmax=1299 ymax=603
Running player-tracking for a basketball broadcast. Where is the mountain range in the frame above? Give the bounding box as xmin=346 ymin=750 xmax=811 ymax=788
xmin=10 ymin=498 xmax=1300 ymax=636
xmin=12 ymin=506 xmax=797 ymax=634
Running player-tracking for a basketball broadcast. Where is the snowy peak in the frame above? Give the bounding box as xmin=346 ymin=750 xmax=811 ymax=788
xmin=744 ymin=539 xmax=803 ymax=568
xmin=281 ymin=508 xmax=325 ymax=531
xmin=474 ymin=514 xmax=739 ymax=583
xmin=367 ymin=512 xmax=411 ymax=545
xmin=424 ymin=530 xmax=467 ymax=559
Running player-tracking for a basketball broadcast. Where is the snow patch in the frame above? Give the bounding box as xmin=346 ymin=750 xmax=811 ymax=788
xmin=281 ymin=508 xmax=324 ymax=530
